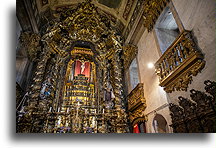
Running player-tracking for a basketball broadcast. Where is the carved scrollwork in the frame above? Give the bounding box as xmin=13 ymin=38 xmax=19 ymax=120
xmin=127 ymin=83 xmax=147 ymax=123
xmin=123 ymin=44 xmax=138 ymax=70
xmin=143 ymin=0 xmax=170 ymax=32
xmin=178 ymin=96 xmax=196 ymax=118
xmin=169 ymin=103 xmax=184 ymax=122
xmin=190 ymin=89 xmax=214 ymax=113
xmin=129 ymin=106 xmax=146 ymax=123
xmin=19 ymin=32 xmax=41 ymax=61
xmin=204 ymin=80 xmax=216 ymax=98
xmin=169 ymin=80 xmax=216 ymax=133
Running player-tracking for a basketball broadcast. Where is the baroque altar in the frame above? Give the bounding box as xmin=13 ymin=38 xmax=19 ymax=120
xmin=16 ymin=0 xmax=137 ymax=133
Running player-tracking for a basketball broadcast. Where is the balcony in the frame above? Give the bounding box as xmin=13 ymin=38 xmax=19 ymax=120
xmin=127 ymin=83 xmax=147 ymax=123
xmin=155 ymin=30 xmax=205 ymax=93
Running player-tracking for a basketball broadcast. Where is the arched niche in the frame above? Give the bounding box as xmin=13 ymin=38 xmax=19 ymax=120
xmin=152 ymin=114 xmax=168 ymax=133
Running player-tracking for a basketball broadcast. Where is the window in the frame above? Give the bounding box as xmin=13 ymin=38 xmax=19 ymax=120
xmin=129 ymin=59 xmax=140 ymax=91
xmin=155 ymin=7 xmax=180 ymax=54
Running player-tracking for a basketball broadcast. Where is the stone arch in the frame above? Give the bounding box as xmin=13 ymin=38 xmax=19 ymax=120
xmin=152 ymin=114 xmax=169 ymax=133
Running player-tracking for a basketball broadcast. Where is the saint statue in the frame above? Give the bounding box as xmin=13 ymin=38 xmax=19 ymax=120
xmin=40 ymin=78 xmax=51 ymax=99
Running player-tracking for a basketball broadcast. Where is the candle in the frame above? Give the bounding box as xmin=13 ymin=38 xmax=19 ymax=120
xmin=49 ymin=107 xmax=52 ymax=112
xmin=67 ymin=108 xmax=69 ymax=113
xmin=92 ymin=117 xmax=95 ymax=127
xmin=102 ymin=109 xmax=104 ymax=114
xmin=58 ymin=107 xmax=60 ymax=112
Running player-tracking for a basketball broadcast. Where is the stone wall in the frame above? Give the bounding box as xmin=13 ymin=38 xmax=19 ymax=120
xmin=136 ymin=30 xmax=172 ymax=133
xmin=16 ymin=57 xmax=28 ymax=87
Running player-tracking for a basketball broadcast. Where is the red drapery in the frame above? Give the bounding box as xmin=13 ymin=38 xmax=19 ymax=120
xmin=133 ymin=123 xmax=140 ymax=133
xmin=74 ymin=61 xmax=90 ymax=78
xmin=82 ymin=62 xmax=90 ymax=77
xmin=74 ymin=61 xmax=81 ymax=76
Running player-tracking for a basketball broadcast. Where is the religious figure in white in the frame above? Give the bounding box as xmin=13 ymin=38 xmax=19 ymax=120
xmin=81 ymin=62 xmax=85 ymax=74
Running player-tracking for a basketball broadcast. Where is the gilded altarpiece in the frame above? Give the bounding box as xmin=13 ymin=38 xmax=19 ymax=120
xmin=16 ymin=1 xmax=132 ymax=133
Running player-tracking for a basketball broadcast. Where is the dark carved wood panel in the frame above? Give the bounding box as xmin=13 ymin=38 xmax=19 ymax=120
xmin=169 ymin=80 xmax=216 ymax=133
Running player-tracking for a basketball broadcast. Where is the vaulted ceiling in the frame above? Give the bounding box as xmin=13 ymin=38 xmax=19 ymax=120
xmin=37 ymin=0 xmax=125 ymax=21
xmin=35 ymin=0 xmax=133 ymax=31
xmin=17 ymin=0 xmax=145 ymax=43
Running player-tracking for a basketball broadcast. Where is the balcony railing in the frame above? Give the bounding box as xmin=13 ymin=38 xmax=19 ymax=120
xmin=127 ymin=83 xmax=147 ymax=123
xmin=155 ymin=30 xmax=205 ymax=93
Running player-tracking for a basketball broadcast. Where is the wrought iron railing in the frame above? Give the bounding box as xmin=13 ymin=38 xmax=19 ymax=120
xmin=155 ymin=30 xmax=205 ymax=93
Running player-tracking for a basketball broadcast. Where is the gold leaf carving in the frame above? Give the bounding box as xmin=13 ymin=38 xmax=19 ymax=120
xmin=127 ymin=83 xmax=147 ymax=123
xmin=123 ymin=44 xmax=138 ymax=69
xmin=155 ymin=30 xmax=206 ymax=93
xmin=143 ymin=0 xmax=170 ymax=32
xmin=19 ymin=32 xmax=41 ymax=61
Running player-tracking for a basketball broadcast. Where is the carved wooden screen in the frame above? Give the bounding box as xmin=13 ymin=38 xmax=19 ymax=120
xmin=169 ymin=80 xmax=216 ymax=133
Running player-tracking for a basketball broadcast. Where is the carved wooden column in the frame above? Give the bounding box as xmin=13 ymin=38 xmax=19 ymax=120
xmin=30 ymin=49 xmax=52 ymax=132
xmin=44 ymin=56 xmax=66 ymax=132
xmin=110 ymin=49 xmax=128 ymax=133
xmin=17 ymin=32 xmax=45 ymax=132
xmin=111 ymin=51 xmax=124 ymax=109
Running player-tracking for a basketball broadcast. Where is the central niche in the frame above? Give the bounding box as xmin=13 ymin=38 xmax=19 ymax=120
xmin=59 ymin=45 xmax=99 ymax=133
xmin=63 ymin=52 xmax=96 ymax=107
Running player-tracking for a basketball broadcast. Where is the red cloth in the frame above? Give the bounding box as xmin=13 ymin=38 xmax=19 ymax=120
xmin=74 ymin=60 xmax=81 ymax=76
xmin=81 ymin=62 xmax=90 ymax=78
xmin=133 ymin=123 xmax=140 ymax=133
